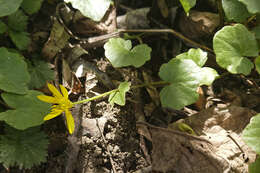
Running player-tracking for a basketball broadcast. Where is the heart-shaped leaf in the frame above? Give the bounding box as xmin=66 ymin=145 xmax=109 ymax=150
xmin=159 ymin=58 xmax=217 ymax=110
xmin=104 ymin=38 xmax=152 ymax=68
xmin=0 ymin=90 xmax=51 ymax=130
xmin=0 ymin=47 xmax=30 ymax=94
xmin=109 ymin=82 xmax=131 ymax=106
xmin=213 ymin=24 xmax=258 ymax=75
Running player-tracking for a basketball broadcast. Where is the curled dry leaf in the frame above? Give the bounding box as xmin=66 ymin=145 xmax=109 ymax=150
xmin=137 ymin=122 xmax=230 ymax=173
xmin=137 ymin=105 xmax=257 ymax=172
xmin=182 ymin=105 xmax=257 ymax=172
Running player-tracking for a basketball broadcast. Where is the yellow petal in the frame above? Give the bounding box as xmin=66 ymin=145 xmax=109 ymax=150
xmin=60 ymin=85 xmax=68 ymax=98
xmin=65 ymin=109 xmax=75 ymax=134
xmin=44 ymin=109 xmax=63 ymax=120
xmin=37 ymin=95 xmax=58 ymax=103
xmin=47 ymin=83 xmax=63 ymax=98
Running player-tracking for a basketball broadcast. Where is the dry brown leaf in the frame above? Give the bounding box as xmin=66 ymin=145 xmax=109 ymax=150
xmin=42 ymin=19 xmax=70 ymax=60
xmin=178 ymin=10 xmax=219 ymax=39
xmin=137 ymin=122 xmax=230 ymax=173
xmin=183 ymin=105 xmax=257 ymax=172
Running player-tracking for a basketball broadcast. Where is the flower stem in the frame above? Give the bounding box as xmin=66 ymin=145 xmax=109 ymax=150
xmin=72 ymin=80 xmax=169 ymax=105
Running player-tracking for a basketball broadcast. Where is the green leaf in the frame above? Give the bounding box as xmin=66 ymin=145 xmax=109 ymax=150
xmin=239 ymin=0 xmax=260 ymax=14
xmin=0 ymin=125 xmax=48 ymax=169
xmin=0 ymin=90 xmax=51 ymax=130
xmin=175 ymin=48 xmax=219 ymax=86
xmin=0 ymin=47 xmax=30 ymax=94
xmin=222 ymin=0 xmax=251 ymax=23
xmin=0 ymin=20 xmax=7 ymax=34
xmin=179 ymin=0 xmax=196 ymax=15
xmin=0 ymin=0 xmax=23 ymax=17
xmin=159 ymin=59 xmax=200 ymax=110
xmin=213 ymin=24 xmax=258 ymax=75
xmin=199 ymin=67 xmax=219 ymax=86
xmin=8 ymin=10 xmax=28 ymax=31
xmin=159 ymin=58 xmax=218 ymax=109
xmin=104 ymin=38 xmax=152 ymax=68
xmin=21 ymin=0 xmax=44 ymax=14
xmin=27 ymin=59 xmax=54 ymax=89
xmin=176 ymin=48 xmax=207 ymax=67
xmin=9 ymin=30 xmax=31 ymax=50
xmin=64 ymin=0 xmax=111 ymax=21
xmin=242 ymin=113 xmax=260 ymax=154
xmin=249 ymin=157 xmax=260 ymax=173
xmin=109 ymin=82 xmax=131 ymax=106
xmin=255 ymin=56 xmax=260 ymax=74
xmin=252 ymin=25 xmax=260 ymax=39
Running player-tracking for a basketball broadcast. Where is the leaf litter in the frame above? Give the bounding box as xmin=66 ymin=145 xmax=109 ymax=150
xmin=4 ymin=0 xmax=260 ymax=173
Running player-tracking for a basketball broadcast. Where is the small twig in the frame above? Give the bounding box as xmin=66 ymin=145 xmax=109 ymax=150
xmin=86 ymin=29 xmax=213 ymax=53
xmin=56 ymin=4 xmax=213 ymax=53
xmin=227 ymin=134 xmax=244 ymax=154
xmin=96 ymin=119 xmax=118 ymax=173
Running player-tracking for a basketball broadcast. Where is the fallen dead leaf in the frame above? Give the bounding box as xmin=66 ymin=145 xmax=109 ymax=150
xmin=137 ymin=122 xmax=230 ymax=173
xmin=182 ymin=105 xmax=257 ymax=172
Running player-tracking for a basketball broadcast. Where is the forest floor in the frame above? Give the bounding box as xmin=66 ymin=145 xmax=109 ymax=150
xmin=1 ymin=0 xmax=260 ymax=173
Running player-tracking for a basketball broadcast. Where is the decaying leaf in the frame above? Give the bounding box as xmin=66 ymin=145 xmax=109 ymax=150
xmin=178 ymin=10 xmax=219 ymax=39
xmin=42 ymin=19 xmax=70 ymax=60
xmin=182 ymin=105 xmax=257 ymax=172
xmin=137 ymin=122 xmax=230 ymax=173
xmin=137 ymin=105 xmax=257 ymax=172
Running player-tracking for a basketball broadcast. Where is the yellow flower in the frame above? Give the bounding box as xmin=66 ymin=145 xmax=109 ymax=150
xmin=37 ymin=83 xmax=75 ymax=134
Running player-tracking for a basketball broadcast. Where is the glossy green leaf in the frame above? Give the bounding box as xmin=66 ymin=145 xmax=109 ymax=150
xmin=213 ymin=24 xmax=258 ymax=75
xmin=222 ymin=0 xmax=251 ymax=23
xmin=239 ymin=0 xmax=260 ymax=14
xmin=27 ymin=59 xmax=54 ymax=89
xmin=255 ymin=56 xmax=260 ymax=74
xmin=21 ymin=0 xmax=44 ymax=14
xmin=0 ymin=47 xmax=30 ymax=94
xmin=0 ymin=90 xmax=51 ymax=130
xmin=159 ymin=58 xmax=218 ymax=110
xmin=249 ymin=157 xmax=260 ymax=173
xmin=8 ymin=10 xmax=28 ymax=32
xmin=242 ymin=113 xmax=260 ymax=154
xmin=64 ymin=0 xmax=111 ymax=21
xmin=0 ymin=0 xmax=23 ymax=17
xmin=176 ymin=48 xmax=207 ymax=67
xmin=0 ymin=125 xmax=48 ymax=169
xmin=179 ymin=0 xmax=196 ymax=15
xmin=109 ymin=82 xmax=130 ymax=106
xmin=9 ymin=30 xmax=31 ymax=50
xmin=104 ymin=38 xmax=152 ymax=68
xmin=0 ymin=20 xmax=7 ymax=34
